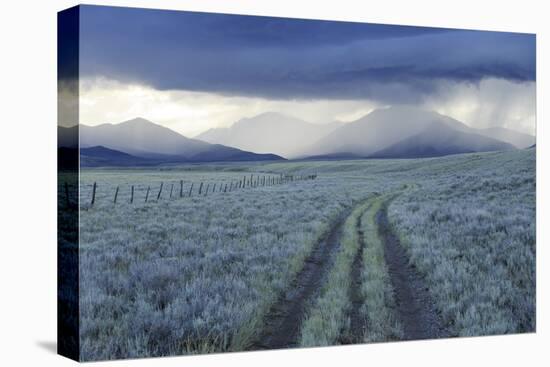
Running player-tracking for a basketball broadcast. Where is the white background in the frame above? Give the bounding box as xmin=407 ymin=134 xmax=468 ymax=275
xmin=0 ymin=0 xmax=547 ymax=365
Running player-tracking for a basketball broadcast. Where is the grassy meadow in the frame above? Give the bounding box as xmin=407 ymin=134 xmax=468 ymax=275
xmin=76 ymin=148 xmax=536 ymax=360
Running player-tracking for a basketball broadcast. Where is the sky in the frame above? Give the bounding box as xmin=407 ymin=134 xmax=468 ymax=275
xmin=62 ymin=5 xmax=536 ymax=135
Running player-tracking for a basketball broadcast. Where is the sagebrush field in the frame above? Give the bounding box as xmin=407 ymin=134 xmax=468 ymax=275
xmin=76 ymin=148 xmax=535 ymax=360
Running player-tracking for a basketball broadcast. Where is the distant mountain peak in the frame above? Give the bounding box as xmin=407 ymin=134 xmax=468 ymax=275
xmin=304 ymin=106 xmax=516 ymax=159
xmin=78 ymin=117 xmax=285 ymax=165
xmin=196 ymin=111 xmax=341 ymax=158
xmin=118 ymin=117 xmax=161 ymax=127
xmin=365 ymin=105 xmax=448 ymax=120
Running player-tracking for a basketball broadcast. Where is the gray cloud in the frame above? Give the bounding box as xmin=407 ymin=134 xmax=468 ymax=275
xmin=78 ymin=5 xmax=536 ymax=104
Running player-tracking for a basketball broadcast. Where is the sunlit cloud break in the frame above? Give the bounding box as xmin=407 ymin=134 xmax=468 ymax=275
xmin=78 ymin=77 xmax=535 ymax=136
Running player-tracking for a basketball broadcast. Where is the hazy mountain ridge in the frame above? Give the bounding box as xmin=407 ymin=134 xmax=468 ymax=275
xmin=196 ymin=112 xmax=341 ymax=158
xmin=80 ymin=118 xmax=208 ymax=157
xmin=80 ymin=146 xmax=157 ymax=167
xmin=59 ymin=107 xmax=534 ymax=166
xmin=68 ymin=118 xmax=285 ymax=166
xmin=304 ymin=106 xmax=472 ymax=157
xmin=302 ymin=106 xmax=529 ymax=159
xmin=370 ymin=122 xmax=515 ymax=158
xmin=476 ymin=126 xmax=535 ymax=149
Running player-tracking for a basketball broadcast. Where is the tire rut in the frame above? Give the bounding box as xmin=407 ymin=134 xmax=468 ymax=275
xmin=376 ymin=197 xmax=448 ymax=340
xmin=250 ymin=206 xmax=353 ymax=350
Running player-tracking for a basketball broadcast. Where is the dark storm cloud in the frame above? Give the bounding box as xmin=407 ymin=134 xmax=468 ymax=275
xmin=78 ymin=5 xmax=535 ymax=102
xmin=58 ymin=6 xmax=79 ymax=84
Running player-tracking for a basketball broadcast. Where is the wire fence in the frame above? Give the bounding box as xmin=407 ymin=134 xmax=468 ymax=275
xmin=59 ymin=173 xmax=318 ymax=208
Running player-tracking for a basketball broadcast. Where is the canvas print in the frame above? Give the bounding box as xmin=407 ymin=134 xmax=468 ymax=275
xmin=57 ymin=5 xmax=536 ymax=362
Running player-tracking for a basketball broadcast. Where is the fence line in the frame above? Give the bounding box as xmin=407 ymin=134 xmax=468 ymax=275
xmin=61 ymin=173 xmax=318 ymax=207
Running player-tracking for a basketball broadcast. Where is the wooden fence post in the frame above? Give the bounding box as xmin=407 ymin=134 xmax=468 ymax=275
xmin=213 ymin=183 xmax=217 ymax=193
xmin=169 ymin=183 xmax=174 ymax=199
xmin=180 ymin=180 xmax=183 ymax=198
xmin=130 ymin=185 xmax=134 ymax=204
xmin=91 ymin=182 xmax=97 ymax=206
xmin=224 ymin=183 xmax=227 ymax=193
xmin=145 ymin=186 xmax=150 ymax=202
xmin=157 ymin=182 xmax=163 ymax=201
xmin=114 ymin=186 xmax=119 ymax=204
xmin=188 ymin=183 xmax=194 ymax=197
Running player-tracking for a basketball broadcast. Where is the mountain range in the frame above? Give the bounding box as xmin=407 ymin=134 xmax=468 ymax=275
xmin=303 ymin=106 xmax=518 ymax=159
xmin=58 ymin=107 xmax=535 ymax=167
xmin=196 ymin=107 xmax=533 ymax=159
xmin=196 ymin=112 xmax=341 ymax=158
xmin=59 ymin=118 xmax=284 ymax=166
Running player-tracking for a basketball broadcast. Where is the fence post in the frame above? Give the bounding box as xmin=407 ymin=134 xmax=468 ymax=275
xmin=205 ymin=183 xmax=210 ymax=196
xmin=188 ymin=183 xmax=194 ymax=197
xmin=213 ymin=183 xmax=217 ymax=193
xmin=169 ymin=183 xmax=174 ymax=199
xmin=198 ymin=182 xmax=203 ymax=195
xmin=130 ymin=185 xmax=134 ymax=204
xmin=91 ymin=182 xmax=97 ymax=206
xmin=114 ymin=186 xmax=119 ymax=204
xmin=157 ymin=182 xmax=163 ymax=201
xmin=224 ymin=183 xmax=227 ymax=193
xmin=145 ymin=186 xmax=150 ymax=202
xmin=180 ymin=180 xmax=183 ymax=198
